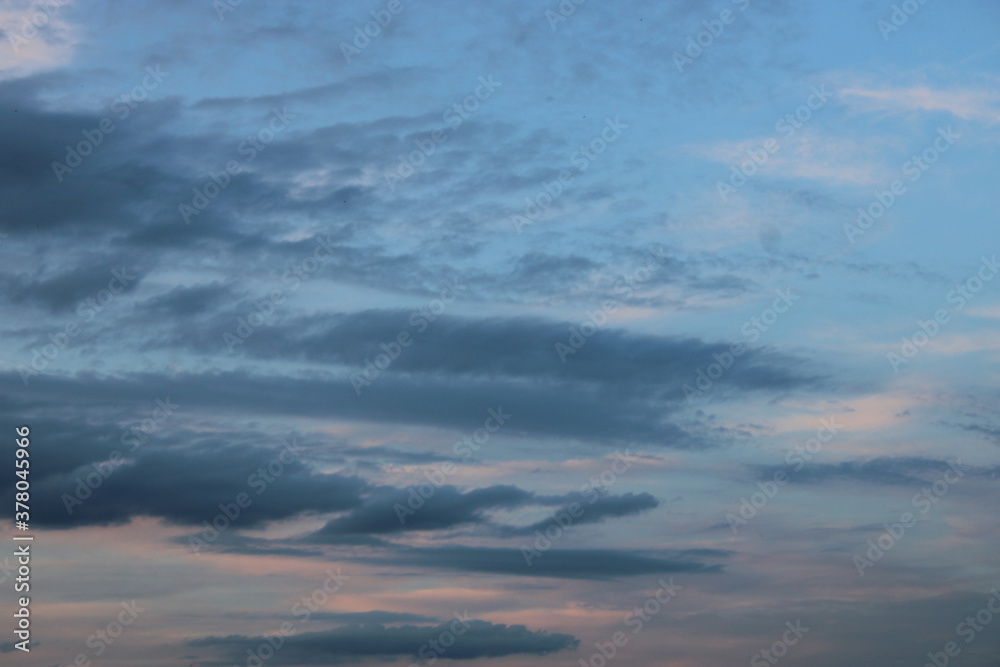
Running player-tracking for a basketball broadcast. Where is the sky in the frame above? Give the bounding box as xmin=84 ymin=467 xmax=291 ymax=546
xmin=0 ymin=0 xmax=999 ymax=665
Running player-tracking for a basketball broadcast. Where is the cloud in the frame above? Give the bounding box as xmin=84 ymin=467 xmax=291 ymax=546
xmin=188 ymin=620 xmax=580 ymax=664
xmin=23 ymin=444 xmax=368 ymax=528
xmin=751 ymin=456 xmax=985 ymax=486
xmin=0 ymin=325 xmax=827 ymax=449
xmin=687 ymin=129 xmax=890 ymax=186
xmin=944 ymin=421 xmax=1000 ymax=445
xmin=5 ymin=262 xmax=144 ymax=312
xmin=134 ymin=282 xmax=237 ymax=318
xmin=503 ymin=491 xmax=660 ymax=536
xmin=307 ymin=484 xmax=537 ymax=537
xmin=305 ymin=485 xmax=660 ymax=538
xmin=201 ymin=537 xmax=728 ymax=581
xmin=365 ymin=544 xmax=728 ymax=580
xmin=0 ymin=0 xmax=79 ymax=78
xmin=839 ymin=83 xmax=1000 ymax=125
xmin=204 ymin=310 xmax=828 ymax=402
xmin=305 ymin=610 xmax=439 ymax=625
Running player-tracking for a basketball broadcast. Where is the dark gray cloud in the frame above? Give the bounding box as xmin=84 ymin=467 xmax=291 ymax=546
xmin=0 ymin=368 xmax=691 ymax=446
xmin=368 ymin=545 xmax=727 ymax=580
xmin=237 ymin=311 xmax=823 ymax=394
xmin=0 ymin=75 xmax=773 ymax=317
xmin=306 ymin=610 xmax=439 ymax=625
xmin=943 ymin=420 xmax=1000 ymax=446
xmin=134 ymin=282 xmax=238 ymax=318
xmin=5 ymin=262 xmax=144 ymax=313
xmin=0 ymin=369 xmax=674 ymax=449
xmin=188 ymin=619 xmax=579 ymax=664
xmin=507 ymin=251 xmax=603 ymax=290
xmin=0 ymin=86 xmax=184 ymax=236
xmin=201 ymin=537 xmax=727 ymax=581
xmin=507 ymin=491 xmax=660 ymax=536
xmin=307 ymin=484 xmax=536 ymax=537
xmin=305 ymin=485 xmax=660 ymax=538
xmin=22 ymin=445 xmax=367 ymax=528
xmin=751 ymin=457 xmax=983 ymax=486
xmin=0 ymin=300 xmax=829 ymax=450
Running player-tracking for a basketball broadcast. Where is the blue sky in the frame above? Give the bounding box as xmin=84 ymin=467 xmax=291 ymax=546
xmin=1 ymin=1 xmax=999 ymax=665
